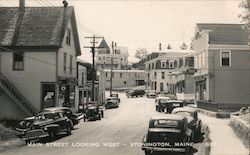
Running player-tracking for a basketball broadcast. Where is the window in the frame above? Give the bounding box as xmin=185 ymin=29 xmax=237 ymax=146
xmin=161 ymin=72 xmax=165 ymax=79
xmin=99 ymin=57 xmax=101 ymax=61
xmin=160 ymin=83 xmax=164 ymax=91
xmin=161 ymin=61 xmax=166 ymax=68
xmin=13 ymin=52 xmax=24 ymax=70
xmin=221 ymin=50 xmax=231 ymax=67
xmin=169 ymin=61 xmax=174 ymax=68
xmin=66 ymin=28 xmax=71 ymax=46
xmin=105 ymin=72 xmax=108 ymax=78
xmin=69 ymin=55 xmax=73 ymax=74
xmin=63 ymin=53 xmax=67 ymax=73
xmin=154 ymin=72 xmax=157 ymax=79
xmin=124 ymin=81 xmax=126 ymax=85
xmin=82 ymin=72 xmax=84 ymax=84
xmin=120 ymin=73 xmax=122 ymax=78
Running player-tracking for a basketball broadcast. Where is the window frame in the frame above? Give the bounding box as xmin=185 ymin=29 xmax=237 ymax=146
xmin=69 ymin=55 xmax=73 ymax=74
xmin=220 ymin=50 xmax=231 ymax=67
xmin=66 ymin=28 xmax=71 ymax=46
xmin=63 ymin=52 xmax=67 ymax=73
xmin=161 ymin=61 xmax=166 ymax=68
xmin=13 ymin=52 xmax=24 ymax=71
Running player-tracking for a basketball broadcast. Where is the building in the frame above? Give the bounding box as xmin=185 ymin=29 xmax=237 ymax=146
xmin=191 ymin=23 xmax=250 ymax=112
xmin=168 ymin=53 xmax=196 ymax=99
xmin=96 ymin=39 xmax=129 ymax=70
xmin=0 ymin=3 xmax=81 ymax=118
xmin=104 ymin=70 xmax=145 ymax=89
xmin=145 ymin=51 xmax=192 ymax=93
xmin=76 ymin=60 xmax=106 ymax=110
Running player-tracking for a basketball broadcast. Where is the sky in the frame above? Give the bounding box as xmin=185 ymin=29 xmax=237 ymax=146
xmin=0 ymin=0 xmax=244 ymax=63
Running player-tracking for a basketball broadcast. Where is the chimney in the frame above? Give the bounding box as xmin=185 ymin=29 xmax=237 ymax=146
xmin=159 ymin=43 xmax=162 ymax=51
xmin=19 ymin=0 xmax=25 ymax=12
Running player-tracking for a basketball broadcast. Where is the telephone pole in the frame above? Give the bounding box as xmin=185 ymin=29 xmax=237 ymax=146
xmin=110 ymin=42 xmax=116 ymax=96
xmin=84 ymin=35 xmax=103 ymax=101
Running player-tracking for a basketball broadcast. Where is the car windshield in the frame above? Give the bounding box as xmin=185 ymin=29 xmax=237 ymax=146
xmin=175 ymin=111 xmax=191 ymax=117
xmin=154 ymin=119 xmax=179 ymax=128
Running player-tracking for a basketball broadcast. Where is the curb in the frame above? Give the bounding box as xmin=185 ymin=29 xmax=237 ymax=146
xmin=187 ymin=105 xmax=230 ymax=118
xmin=0 ymin=138 xmax=25 ymax=153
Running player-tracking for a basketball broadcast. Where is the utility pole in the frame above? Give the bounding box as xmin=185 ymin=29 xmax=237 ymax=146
xmin=84 ymin=35 xmax=103 ymax=102
xmin=110 ymin=42 xmax=114 ymax=96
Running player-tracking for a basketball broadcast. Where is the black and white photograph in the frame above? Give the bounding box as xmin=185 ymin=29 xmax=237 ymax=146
xmin=0 ymin=0 xmax=249 ymax=155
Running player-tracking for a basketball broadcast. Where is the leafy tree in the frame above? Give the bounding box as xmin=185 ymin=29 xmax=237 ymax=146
xmin=239 ymin=0 xmax=250 ymax=44
xmin=135 ymin=48 xmax=148 ymax=60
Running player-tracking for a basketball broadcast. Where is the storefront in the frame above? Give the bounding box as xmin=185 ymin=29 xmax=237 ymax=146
xmin=58 ymin=76 xmax=77 ymax=108
xmin=194 ymin=76 xmax=207 ymax=101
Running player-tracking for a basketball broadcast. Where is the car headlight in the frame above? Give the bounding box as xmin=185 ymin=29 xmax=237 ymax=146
xmin=44 ymin=127 xmax=48 ymax=131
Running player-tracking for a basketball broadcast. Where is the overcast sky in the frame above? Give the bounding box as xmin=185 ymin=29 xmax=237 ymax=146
xmin=1 ymin=0 xmax=244 ymax=63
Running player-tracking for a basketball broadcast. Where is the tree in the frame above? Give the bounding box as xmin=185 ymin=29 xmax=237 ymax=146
xmin=239 ymin=0 xmax=250 ymax=45
xmin=135 ymin=48 xmax=148 ymax=60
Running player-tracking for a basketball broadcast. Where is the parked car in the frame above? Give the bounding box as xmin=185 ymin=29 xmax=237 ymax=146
xmin=43 ymin=107 xmax=83 ymax=127
xmin=105 ymin=99 xmax=119 ymax=109
xmin=110 ymin=94 xmax=120 ymax=102
xmin=155 ymin=96 xmax=170 ymax=112
xmin=157 ymin=94 xmax=177 ymax=100
xmin=157 ymin=100 xmax=185 ymax=113
xmin=127 ymin=89 xmax=145 ymax=98
xmin=106 ymin=97 xmax=120 ymax=104
xmin=84 ymin=105 xmax=103 ymax=121
xmin=172 ymin=107 xmax=202 ymax=141
xmin=142 ymin=114 xmax=193 ymax=155
xmin=146 ymin=92 xmax=157 ymax=98
xmin=16 ymin=111 xmax=73 ymax=143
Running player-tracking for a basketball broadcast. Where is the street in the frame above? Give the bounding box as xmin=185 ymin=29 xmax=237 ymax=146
xmin=1 ymin=92 xmax=247 ymax=155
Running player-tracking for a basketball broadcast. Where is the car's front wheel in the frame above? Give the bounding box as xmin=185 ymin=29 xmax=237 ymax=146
xmin=144 ymin=149 xmax=151 ymax=155
xmin=66 ymin=125 xmax=72 ymax=135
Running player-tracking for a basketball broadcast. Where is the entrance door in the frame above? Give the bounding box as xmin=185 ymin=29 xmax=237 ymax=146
xmin=41 ymin=83 xmax=56 ymax=109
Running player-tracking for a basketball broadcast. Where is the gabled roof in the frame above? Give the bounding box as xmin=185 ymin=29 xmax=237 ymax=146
xmin=196 ymin=23 xmax=248 ymax=45
xmin=98 ymin=39 xmax=110 ymax=49
xmin=0 ymin=6 xmax=81 ymax=55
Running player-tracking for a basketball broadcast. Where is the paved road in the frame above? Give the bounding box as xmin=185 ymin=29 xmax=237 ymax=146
xmin=2 ymin=93 xmax=157 ymax=155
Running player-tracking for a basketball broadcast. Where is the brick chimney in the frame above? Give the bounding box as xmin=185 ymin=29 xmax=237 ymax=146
xmin=19 ymin=0 xmax=25 ymax=12
xmin=159 ymin=43 xmax=162 ymax=51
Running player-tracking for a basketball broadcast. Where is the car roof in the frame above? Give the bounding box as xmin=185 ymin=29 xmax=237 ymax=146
xmin=156 ymin=96 xmax=170 ymax=100
xmin=172 ymin=107 xmax=197 ymax=113
xmin=166 ymin=100 xmax=184 ymax=103
xmin=150 ymin=114 xmax=186 ymax=121
xmin=37 ymin=111 xmax=63 ymax=115
xmin=43 ymin=107 xmax=70 ymax=111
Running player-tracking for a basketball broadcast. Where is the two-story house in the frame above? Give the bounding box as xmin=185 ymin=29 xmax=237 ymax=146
xmin=145 ymin=51 xmax=191 ymax=93
xmin=191 ymin=23 xmax=250 ymax=112
xmin=0 ymin=1 xmax=81 ymax=119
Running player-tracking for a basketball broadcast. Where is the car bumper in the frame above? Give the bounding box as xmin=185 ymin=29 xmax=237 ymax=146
xmin=142 ymin=146 xmax=186 ymax=152
xmin=20 ymin=129 xmax=50 ymax=141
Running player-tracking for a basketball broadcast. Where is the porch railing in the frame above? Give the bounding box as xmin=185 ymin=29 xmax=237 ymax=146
xmin=0 ymin=73 xmax=38 ymax=116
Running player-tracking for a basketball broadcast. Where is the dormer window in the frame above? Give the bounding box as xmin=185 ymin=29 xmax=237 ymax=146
xmin=161 ymin=61 xmax=166 ymax=68
xmin=169 ymin=60 xmax=175 ymax=68
xmin=66 ymin=28 xmax=71 ymax=46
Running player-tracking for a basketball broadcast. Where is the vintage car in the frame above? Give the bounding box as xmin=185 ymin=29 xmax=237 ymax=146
xmin=146 ymin=92 xmax=157 ymax=98
xmin=106 ymin=97 xmax=120 ymax=104
xmin=155 ymin=96 xmax=170 ymax=112
xmin=105 ymin=99 xmax=119 ymax=109
xmin=126 ymin=89 xmax=145 ymax=98
xmin=157 ymin=94 xmax=177 ymax=100
xmin=43 ymin=107 xmax=83 ymax=127
xmin=110 ymin=94 xmax=120 ymax=102
xmin=157 ymin=100 xmax=184 ymax=113
xmin=142 ymin=114 xmax=193 ymax=155
xmin=172 ymin=107 xmax=202 ymax=141
xmin=84 ymin=104 xmax=103 ymax=121
xmin=16 ymin=111 xmax=73 ymax=143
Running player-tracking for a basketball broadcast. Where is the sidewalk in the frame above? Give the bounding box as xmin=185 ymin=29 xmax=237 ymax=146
xmin=199 ymin=113 xmax=249 ymax=155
